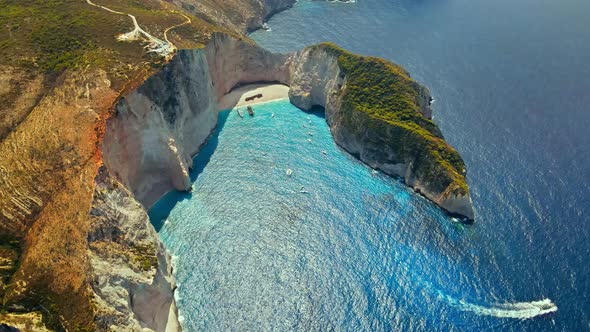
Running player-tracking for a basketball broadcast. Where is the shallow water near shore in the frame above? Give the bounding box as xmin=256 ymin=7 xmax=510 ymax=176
xmin=152 ymin=100 xmax=557 ymax=331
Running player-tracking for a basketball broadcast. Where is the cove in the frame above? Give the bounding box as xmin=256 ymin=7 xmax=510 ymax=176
xmin=148 ymin=99 xmax=551 ymax=330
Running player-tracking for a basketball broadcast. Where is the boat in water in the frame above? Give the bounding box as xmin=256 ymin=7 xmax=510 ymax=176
xmin=247 ymin=106 xmax=255 ymax=116
xmin=286 ymin=168 xmax=293 ymax=176
xmin=237 ymin=109 xmax=244 ymax=118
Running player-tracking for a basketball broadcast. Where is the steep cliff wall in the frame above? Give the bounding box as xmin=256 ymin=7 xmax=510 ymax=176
xmin=103 ymin=34 xmax=288 ymax=208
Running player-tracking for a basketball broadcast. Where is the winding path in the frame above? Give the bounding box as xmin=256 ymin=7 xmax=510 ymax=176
xmin=163 ymin=12 xmax=192 ymax=47
xmin=86 ymin=0 xmax=191 ymax=58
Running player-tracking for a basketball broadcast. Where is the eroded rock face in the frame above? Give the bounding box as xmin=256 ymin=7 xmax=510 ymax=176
xmin=103 ymin=50 xmax=216 ymax=207
xmin=89 ymin=167 xmax=179 ymax=332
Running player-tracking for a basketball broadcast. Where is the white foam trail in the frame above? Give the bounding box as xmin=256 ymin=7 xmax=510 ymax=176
xmin=449 ymin=296 xmax=557 ymax=319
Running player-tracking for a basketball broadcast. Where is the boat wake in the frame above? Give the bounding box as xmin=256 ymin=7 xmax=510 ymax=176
xmin=328 ymin=0 xmax=357 ymax=3
xmin=447 ymin=296 xmax=557 ymax=319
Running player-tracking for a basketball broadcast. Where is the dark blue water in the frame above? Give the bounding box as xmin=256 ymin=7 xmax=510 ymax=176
xmin=151 ymin=0 xmax=590 ymax=330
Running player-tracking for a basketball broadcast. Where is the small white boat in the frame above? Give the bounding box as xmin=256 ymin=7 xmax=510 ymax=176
xmin=300 ymin=186 xmax=309 ymax=194
xmin=308 ymin=132 xmax=313 ymax=136
xmin=262 ymin=22 xmax=271 ymax=31
xmin=237 ymin=109 xmax=244 ymax=118
xmin=371 ymin=170 xmax=379 ymax=175
xmin=271 ymin=113 xmax=275 ymax=118
xmin=321 ymin=150 xmax=327 ymax=155
xmin=286 ymin=169 xmax=293 ymax=176
xmin=307 ymin=138 xmax=312 ymax=143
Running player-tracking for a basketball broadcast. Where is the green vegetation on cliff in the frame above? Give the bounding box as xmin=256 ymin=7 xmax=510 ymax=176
xmin=315 ymin=43 xmax=468 ymax=196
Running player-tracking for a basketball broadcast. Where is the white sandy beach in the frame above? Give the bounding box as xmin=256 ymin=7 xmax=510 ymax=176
xmin=217 ymin=83 xmax=290 ymax=110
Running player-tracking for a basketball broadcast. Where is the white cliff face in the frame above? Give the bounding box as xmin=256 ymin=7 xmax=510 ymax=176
xmin=206 ymin=33 xmax=290 ymax=98
xmin=89 ymin=168 xmax=179 ymax=332
xmin=103 ymin=50 xmax=216 ymax=207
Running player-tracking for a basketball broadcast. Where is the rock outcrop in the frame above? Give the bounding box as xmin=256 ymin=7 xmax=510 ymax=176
xmin=89 ymin=167 xmax=179 ymax=331
xmin=287 ymin=45 xmax=475 ymax=220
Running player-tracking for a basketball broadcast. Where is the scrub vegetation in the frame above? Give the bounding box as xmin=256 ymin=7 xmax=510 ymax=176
xmin=316 ymin=43 xmax=468 ymax=195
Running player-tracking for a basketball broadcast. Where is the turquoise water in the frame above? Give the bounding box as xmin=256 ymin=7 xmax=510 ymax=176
xmin=151 ymin=101 xmax=553 ymax=331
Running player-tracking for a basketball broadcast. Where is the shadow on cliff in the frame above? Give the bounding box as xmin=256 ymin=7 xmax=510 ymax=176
xmin=149 ymin=110 xmax=231 ymax=232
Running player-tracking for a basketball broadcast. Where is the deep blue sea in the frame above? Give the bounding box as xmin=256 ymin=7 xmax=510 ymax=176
xmin=151 ymin=0 xmax=590 ymax=330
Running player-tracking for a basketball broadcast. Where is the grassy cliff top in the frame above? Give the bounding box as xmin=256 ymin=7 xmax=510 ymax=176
xmin=314 ymin=43 xmax=469 ymax=195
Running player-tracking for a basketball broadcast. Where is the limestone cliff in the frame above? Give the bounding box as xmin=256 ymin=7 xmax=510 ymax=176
xmin=89 ymin=167 xmax=179 ymax=331
xmin=104 ymin=34 xmax=289 ymax=208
